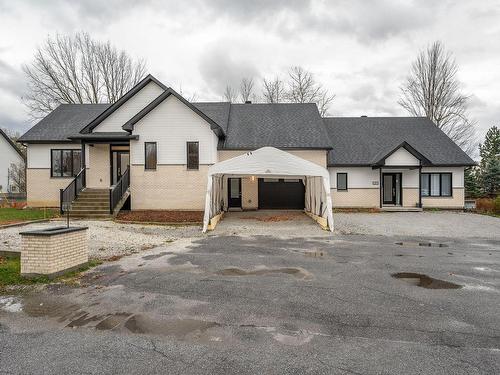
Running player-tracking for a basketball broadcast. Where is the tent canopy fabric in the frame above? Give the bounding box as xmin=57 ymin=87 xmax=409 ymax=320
xmin=202 ymin=147 xmax=334 ymax=232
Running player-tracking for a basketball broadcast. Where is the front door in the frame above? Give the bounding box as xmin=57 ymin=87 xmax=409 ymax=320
xmin=112 ymin=151 xmax=130 ymax=185
xmin=228 ymin=178 xmax=242 ymax=208
xmin=382 ymin=173 xmax=402 ymax=205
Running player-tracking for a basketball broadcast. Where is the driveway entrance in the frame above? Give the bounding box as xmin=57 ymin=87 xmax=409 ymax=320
xmin=215 ymin=210 xmax=331 ymax=236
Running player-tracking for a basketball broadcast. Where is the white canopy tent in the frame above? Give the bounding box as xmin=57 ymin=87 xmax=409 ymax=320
xmin=202 ymin=147 xmax=334 ymax=232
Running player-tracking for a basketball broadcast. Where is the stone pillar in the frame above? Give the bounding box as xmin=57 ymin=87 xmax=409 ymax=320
xmin=20 ymin=227 xmax=88 ymax=278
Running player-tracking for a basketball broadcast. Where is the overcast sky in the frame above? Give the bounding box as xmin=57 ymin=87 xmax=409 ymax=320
xmin=0 ymin=0 xmax=499 ymax=143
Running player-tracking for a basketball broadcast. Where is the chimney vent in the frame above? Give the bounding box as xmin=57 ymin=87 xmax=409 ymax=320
xmin=245 ymin=100 xmax=252 ymax=104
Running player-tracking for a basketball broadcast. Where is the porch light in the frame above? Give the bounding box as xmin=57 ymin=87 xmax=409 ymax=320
xmin=251 ymin=175 xmax=256 ymax=182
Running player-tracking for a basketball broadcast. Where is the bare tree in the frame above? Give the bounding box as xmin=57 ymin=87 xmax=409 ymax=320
xmin=7 ymin=162 xmax=26 ymax=193
xmin=317 ymin=90 xmax=336 ymax=117
xmin=262 ymin=76 xmax=285 ymax=103
xmin=23 ymin=32 xmax=146 ymax=119
xmin=285 ymin=66 xmax=335 ymax=116
xmin=223 ymin=85 xmax=238 ymax=102
xmin=398 ymin=41 xmax=476 ymax=154
xmin=239 ymin=78 xmax=255 ymax=102
xmin=287 ymin=66 xmax=322 ymax=103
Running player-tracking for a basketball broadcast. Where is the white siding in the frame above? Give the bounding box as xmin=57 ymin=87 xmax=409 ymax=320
xmin=385 ymin=147 xmax=419 ymax=166
xmin=93 ymin=81 xmax=164 ymax=132
xmin=27 ymin=143 xmax=82 ymax=169
xmin=0 ymin=135 xmax=24 ymax=192
xmin=329 ymin=167 xmax=379 ymax=189
xmin=130 ymin=95 xmax=218 ymax=165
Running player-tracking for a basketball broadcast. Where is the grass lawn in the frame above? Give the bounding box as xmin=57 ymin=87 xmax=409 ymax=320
xmin=0 ymin=207 xmax=59 ymax=225
xmin=0 ymin=255 xmax=101 ymax=289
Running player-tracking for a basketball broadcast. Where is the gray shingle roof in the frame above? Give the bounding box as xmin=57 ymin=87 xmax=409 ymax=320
xmin=18 ymin=104 xmax=110 ymax=143
xmin=323 ymin=117 xmax=476 ymax=166
xmin=220 ymin=103 xmax=332 ymax=149
xmin=193 ymin=102 xmax=231 ymax=134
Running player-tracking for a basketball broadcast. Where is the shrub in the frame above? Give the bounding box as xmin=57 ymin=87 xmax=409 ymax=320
xmin=495 ymin=196 xmax=500 ymax=214
xmin=476 ymin=198 xmax=495 ymax=212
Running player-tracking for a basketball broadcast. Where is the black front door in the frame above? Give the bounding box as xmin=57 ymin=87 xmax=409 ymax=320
xmin=112 ymin=151 xmax=130 ymax=185
xmin=228 ymin=178 xmax=242 ymax=208
xmin=382 ymin=173 xmax=402 ymax=205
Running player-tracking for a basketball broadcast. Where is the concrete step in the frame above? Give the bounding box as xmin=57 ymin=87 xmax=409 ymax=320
xmin=70 ymin=214 xmax=111 ymax=219
xmin=71 ymin=205 xmax=110 ymax=210
xmin=75 ymin=197 xmax=109 ymax=202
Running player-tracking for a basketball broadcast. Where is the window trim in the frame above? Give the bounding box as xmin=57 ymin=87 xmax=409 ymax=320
xmin=186 ymin=141 xmax=199 ymax=170
xmin=336 ymin=173 xmax=348 ymax=191
xmin=50 ymin=149 xmax=82 ymax=178
xmin=421 ymin=173 xmax=453 ymax=197
xmin=144 ymin=142 xmax=157 ymax=170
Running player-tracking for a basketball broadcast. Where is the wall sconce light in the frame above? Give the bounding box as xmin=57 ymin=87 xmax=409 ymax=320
xmin=250 ymin=175 xmax=255 ymax=182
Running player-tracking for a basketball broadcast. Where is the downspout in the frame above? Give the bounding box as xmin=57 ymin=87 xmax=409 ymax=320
xmin=379 ymin=167 xmax=382 ymax=208
xmin=418 ymin=165 xmax=422 ymax=208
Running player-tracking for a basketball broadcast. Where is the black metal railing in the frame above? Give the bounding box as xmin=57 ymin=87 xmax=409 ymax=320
xmin=109 ymin=167 xmax=130 ymax=214
xmin=60 ymin=168 xmax=86 ymax=214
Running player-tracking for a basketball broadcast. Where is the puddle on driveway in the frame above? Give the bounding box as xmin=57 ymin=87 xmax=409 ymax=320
xmin=216 ymin=267 xmax=310 ymax=279
xmin=11 ymin=294 xmax=220 ymax=341
xmin=124 ymin=315 xmax=219 ymax=338
xmin=95 ymin=313 xmax=132 ymax=330
xmin=303 ymin=251 xmax=325 ymax=258
xmin=392 ymin=272 xmax=462 ymax=289
xmin=141 ymin=252 xmax=173 ymax=260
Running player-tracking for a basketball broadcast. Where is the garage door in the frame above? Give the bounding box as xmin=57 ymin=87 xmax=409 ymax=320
xmin=258 ymin=178 xmax=305 ymax=209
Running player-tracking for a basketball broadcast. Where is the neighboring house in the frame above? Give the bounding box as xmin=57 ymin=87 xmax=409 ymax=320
xmin=18 ymin=74 xmax=475 ymax=215
xmin=0 ymin=128 xmax=25 ymax=193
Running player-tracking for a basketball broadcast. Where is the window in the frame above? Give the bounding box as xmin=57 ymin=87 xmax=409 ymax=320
xmin=337 ymin=173 xmax=348 ymax=191
xmin=145 ymin=142 xmax=157 ymax=170
xmin=421 ymin=173 xmax=452 ymax=197
xmin=51 ymin=149 xmax=82 ymax=177
xmin=186 ymin=142 xmax=199 ymax=170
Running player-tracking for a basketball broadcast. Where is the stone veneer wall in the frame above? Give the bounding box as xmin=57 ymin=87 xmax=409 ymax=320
xmin=20 ymin=227 xmax=88 ymax=277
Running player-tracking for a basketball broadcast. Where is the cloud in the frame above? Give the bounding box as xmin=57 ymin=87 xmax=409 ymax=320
xmin=0 ymin=59 xmax=26 ymax=97
xmin=198 ymin=45 xmax=261 ymax=98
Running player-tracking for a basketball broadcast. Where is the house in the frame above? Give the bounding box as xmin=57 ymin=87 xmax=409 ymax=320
xmin=18 ymin=74 xmax=475 ymax=219
xmin=0 ymin=128 xmax=25 ymax=193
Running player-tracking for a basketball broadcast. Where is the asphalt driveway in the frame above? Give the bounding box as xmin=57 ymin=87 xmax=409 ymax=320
xmin=1 ymin=223 xmax=500 ymax=374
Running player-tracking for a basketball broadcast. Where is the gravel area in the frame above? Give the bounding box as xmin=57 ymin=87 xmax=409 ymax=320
xmin=333 ymin=211 xmax=500 ymax=239
xmin=1 ymin=211 xmax=498 ymax=260
xmin=0 ymin=219 xmax=202 ymax=259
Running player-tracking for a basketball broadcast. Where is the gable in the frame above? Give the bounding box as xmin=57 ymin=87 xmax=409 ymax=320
xmin=92 ymin=81 xmax=164 ymax=133
xmin=384 ymin=147 xmax=420 ymax=166
xmin=130 ymin=95 xmax=219 ymax=165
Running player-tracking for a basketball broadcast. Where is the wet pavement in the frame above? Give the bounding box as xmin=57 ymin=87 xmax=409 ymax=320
xmin=1 ymin=232 xmax=500 ymax=374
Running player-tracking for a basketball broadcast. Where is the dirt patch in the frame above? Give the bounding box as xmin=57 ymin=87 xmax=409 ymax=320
xmin=395 ymin=242 xmax=448 ymax=248
xmin=333 ymin=208 xmax=380 ymax=213
xmin=216 ymin=267 xmax=310 ymax=279
xmin=392 ymin=272 xmax=462 ymax=289
xmin=238 ymin=212 xmax=303 ymax=222
xmin=116 ymin=210 xmax=203 ymax=223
